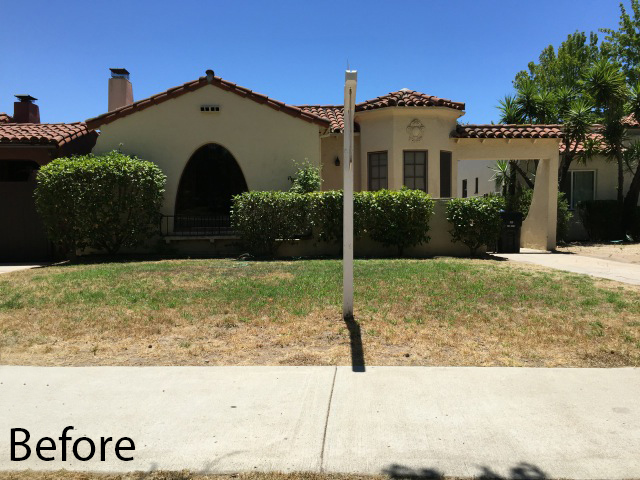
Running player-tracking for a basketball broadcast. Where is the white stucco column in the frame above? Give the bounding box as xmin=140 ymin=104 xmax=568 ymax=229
xmin=520 ymin=153 xmax=559 ymax=250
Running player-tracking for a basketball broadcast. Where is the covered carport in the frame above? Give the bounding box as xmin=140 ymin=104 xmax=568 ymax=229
xmin=452 ymin=124 xmax=563 ymax=251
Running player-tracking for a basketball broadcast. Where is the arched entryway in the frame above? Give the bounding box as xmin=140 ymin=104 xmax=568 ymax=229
xmin=174 ymin=143 xmax=247 ymax=234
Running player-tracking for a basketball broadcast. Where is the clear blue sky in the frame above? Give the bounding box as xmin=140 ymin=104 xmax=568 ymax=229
xmin=0 ymin=0 xmax=627 ymax=125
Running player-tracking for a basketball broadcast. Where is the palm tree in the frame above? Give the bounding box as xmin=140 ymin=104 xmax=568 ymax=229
xmin=623 ymin=82 xmax=640 ymax=233
xmin=559 ymin=98 xmax=595 ymax=191
xmin=515 ymin=77 xmax=539 ymax=124
xmin=497 ymin=95 xmax=524 ymax=124
xmin=583 ymin=58 xmax=628 ymax=204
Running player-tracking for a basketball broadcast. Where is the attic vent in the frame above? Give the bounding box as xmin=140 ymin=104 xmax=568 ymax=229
xmin=200 ymin=105 xmax=220 ymax=113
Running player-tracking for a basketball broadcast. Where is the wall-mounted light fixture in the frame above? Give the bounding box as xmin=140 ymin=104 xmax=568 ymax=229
xmin=334 ymin=156 xmax=340 ymax=166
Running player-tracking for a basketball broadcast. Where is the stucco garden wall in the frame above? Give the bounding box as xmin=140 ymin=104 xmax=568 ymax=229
xmin=93 ymin=84 xmax=323 ymax=216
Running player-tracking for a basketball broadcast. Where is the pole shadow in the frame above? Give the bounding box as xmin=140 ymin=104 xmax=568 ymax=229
xmin=343 ymin=313 xmax=366 ymax=372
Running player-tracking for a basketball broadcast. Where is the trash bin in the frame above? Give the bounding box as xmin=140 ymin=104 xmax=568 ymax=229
xmin=496 ymin=211 xmax=523 ymax=253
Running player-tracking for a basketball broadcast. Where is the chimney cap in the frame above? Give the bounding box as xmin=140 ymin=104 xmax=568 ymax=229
xmin=15 ymin=94 xmax=37 ymax=102
xmin=110 ymin=68 xmax=130 ymax=79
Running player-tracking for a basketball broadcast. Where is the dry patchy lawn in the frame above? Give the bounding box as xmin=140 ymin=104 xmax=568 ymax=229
xmin=556 ymin=242 xmax=640 ymax=264
xmin=0 ymin=470 xmax=568 ymax=480
xmin=1 ymin=257 xmax=639 ymax=367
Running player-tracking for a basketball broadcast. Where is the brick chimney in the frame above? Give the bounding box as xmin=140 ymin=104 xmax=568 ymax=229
xmin=13 ymin=95 xmax=40 ymax=123
xmin=108 ymin=68 xmax=133 ymax=111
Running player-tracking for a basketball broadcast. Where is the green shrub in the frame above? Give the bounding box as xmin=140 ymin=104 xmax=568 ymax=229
xmin=288 ymin=160 xmax=322 ymax=194
xmin=515 ymin=189 xmax=572 ymax=242
xmin=578 ymin=200 xmax=624 ymax=241
xmin=34 ymin=151 xmax=166 ymax=257
xmin=233 ymin=189 xmax=434 ymax=257
xmin=365 ymin=189 xmax=435 ymax=256
xmin=231 ymin=191 xmax=309 ymax=256
xmin=307 ymin=190 xmax=368 ymax=244
xmin=447 ymin=196 xmax=505 ymax=256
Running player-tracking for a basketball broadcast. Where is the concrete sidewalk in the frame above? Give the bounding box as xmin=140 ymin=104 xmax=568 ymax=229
xmin=1 ymin=366 xmax=639 ymax=479
xmin=493 ymin=250 xmax=640 ymax=285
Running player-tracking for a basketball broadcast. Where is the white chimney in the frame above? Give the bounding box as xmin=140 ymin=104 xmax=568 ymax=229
xmin=108 ymin=68 xmax=133 ymax=111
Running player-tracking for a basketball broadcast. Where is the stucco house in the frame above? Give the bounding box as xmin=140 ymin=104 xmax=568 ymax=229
xmin=83 ymin=68 xmax=562 ymax=255
xmin=1 ymin=68 xmax=569 ymax=260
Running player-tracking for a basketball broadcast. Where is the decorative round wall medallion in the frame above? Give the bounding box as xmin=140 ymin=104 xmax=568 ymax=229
xmin=407 ymin=119 xmax=425 ymax=142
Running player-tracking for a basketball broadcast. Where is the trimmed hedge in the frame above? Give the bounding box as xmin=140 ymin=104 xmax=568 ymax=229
xmin=34 ymin=151 xmax=166 ymax=257
xmin=231 ymin=191 xmax=308 ymax=256
xmin=446 ymin=196 xmax=505 ymax=255
xmin=365 ymin=189 xmax=435 ymax=256
xmin=232 ymin=189 xmax=435 ymax=257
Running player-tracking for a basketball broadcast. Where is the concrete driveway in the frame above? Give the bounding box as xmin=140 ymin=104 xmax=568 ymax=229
xmin=493 ymin=250 xmax=640 ymax=285
xmin=0 ymin=264 xmax=45 ymax=275
xmin=1 ymin=366 xmax=639 ymax=479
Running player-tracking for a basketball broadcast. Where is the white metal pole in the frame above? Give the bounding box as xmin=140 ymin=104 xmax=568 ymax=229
xmin=343 ymin=70 xmax=357 ymax=320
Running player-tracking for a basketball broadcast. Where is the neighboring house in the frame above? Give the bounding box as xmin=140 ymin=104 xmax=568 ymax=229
xmin=0 ymin=96 xmax=97 ymax=261
xmin=87 ymin=69 xmax=563 ymax=254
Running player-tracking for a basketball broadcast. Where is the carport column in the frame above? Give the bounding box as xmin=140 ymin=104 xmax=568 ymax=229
xmin=520 ymin=153 xmax=559 ymax=250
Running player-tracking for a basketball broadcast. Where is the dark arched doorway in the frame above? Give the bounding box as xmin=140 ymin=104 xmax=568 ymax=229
xmin=174 ymin=144 xmax=247 ymax=235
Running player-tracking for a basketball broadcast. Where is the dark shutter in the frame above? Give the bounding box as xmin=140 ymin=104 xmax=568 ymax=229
xmin=440 ymin=151 xmax=452 ymax=198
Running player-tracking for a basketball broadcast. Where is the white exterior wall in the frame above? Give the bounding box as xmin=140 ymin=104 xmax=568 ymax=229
xmin=457 ymin=160 xmax=499 ymax=197
xmin=93 ymin=84 xmax=323 ymax=215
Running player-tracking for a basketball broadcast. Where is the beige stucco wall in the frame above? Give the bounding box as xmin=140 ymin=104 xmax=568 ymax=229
xmin=568 ymin=154 xmax=637 ymax=202
xmin=320 ymin=133 xmax=361 ymax=191
xmin=356 ymin=107 xmax=462 ymax=196
xmin=93 ymin=84 xmax=323 ymax=215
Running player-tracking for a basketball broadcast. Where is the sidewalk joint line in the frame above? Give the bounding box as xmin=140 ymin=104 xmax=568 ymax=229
xmin=319 ymin=365 xmax=337 ymax=472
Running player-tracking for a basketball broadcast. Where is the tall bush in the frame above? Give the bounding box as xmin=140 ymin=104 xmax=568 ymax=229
xmin=288 ymin=161 xmax=322 ymax=194
xmin=447 ymin=196 xmax=505 ymax=256
xmin=231 ymin=191 xmax=309 ymax=256
xmin=365 ymin=189 xmax=435 ymax=256
xmin=34 ymin=151 xmax=166 ymax=257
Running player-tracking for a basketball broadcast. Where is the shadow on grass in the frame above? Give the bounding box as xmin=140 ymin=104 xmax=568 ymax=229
xmin=344 ymin=314 xmax=365 ymax=372
xmin=383 ymin=461 xmax=548 ymax=479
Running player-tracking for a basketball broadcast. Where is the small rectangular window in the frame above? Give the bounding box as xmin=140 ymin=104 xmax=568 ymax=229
xmin=403 ymin=151 xmax=427 ymax=191
xmin=368 ymin=152 xmax=388 ymax=190
xmin=462 ymin=179 xmax=468 ymax=198
xmin=475 ymin=177 xmax=479 ymax=194
xmin=440 ymin=151 xmax=452 ymax=198
xmin=569 ymin=170 xmax=595 ymax=209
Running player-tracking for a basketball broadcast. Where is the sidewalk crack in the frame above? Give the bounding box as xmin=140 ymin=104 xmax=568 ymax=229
xmin=319 ymin=366 xmax=338 ymax=472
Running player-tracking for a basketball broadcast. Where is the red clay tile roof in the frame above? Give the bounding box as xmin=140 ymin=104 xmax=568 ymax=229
xmin=86 ymin=74 xmax=331 ymax=130
xmin=453 ymin=124 xmax=564 ymax=139
xmin=0 ymin=113 xmax=12 ymax=123
xmin=296 ymin=105 xmax=363 ymax=133
xmin=559 ymin=132 xmax=603 ymax=154
xmin=0 ymin=122 xmax=96 ymax=147
xmin=357 ymin=89 xmax=465 ymax=112
xmin=623 ymin=114 xmax=639 ymax=127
